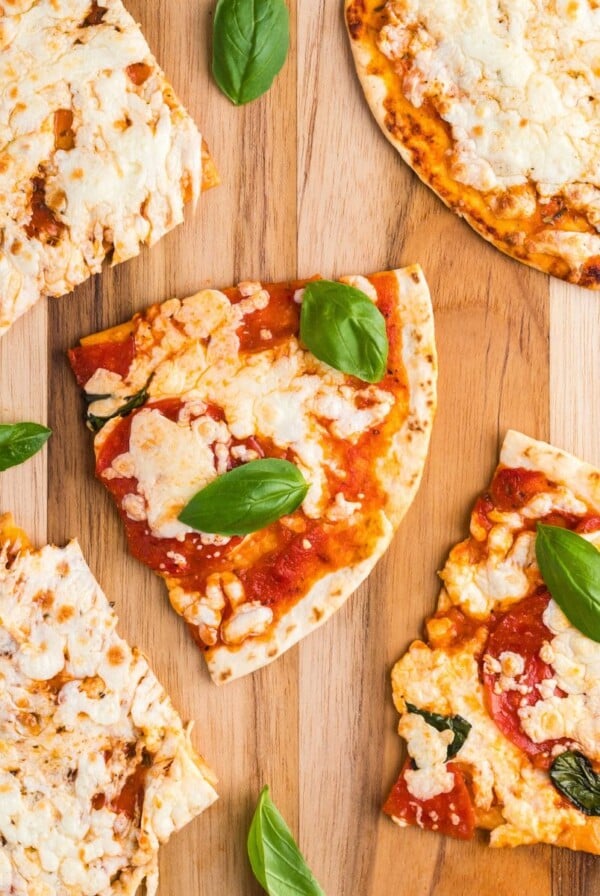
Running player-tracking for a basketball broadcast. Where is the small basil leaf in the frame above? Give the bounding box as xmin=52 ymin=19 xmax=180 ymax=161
xmin=536 ymin=523 xmax=600 ymax=642
xmin=0 ymin=423 xmax=51 ymax=472
xmin=405 ymin=703 xmax=471 ymax=761
xmin=178 ymin=458 xmax=308 ymax=536
xmin=299 ymin=280 xmax=388 ymax=383
xmin=550 ymin=750 xmax=600 ymax=815
xmin=212 ymin=0 xmax=290 ymax=106
xmin=248 ymin=786 xmax=325 ymax=896
xmin=86 ymin=382 xmax=150 ymax=433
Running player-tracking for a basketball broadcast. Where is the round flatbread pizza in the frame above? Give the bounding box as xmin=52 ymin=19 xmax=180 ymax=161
xmin=346 ymin=0 xmax=600 ymax=287
xmin=69 ymin=267 xmax=436 ymax=683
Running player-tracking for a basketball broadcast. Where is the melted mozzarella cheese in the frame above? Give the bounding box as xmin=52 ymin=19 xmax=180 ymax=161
xmin=96 ymin=284 xmax=394 ymax=539
xmin=392 ymin=639 xmax=584 ymax=843
xmin=515 ymin=598 xmax=600 ymax=756
xmin=0 ymin=533 xmax=217 ymax=895
xmin=380 ymin=0 xmax=600 ymax=196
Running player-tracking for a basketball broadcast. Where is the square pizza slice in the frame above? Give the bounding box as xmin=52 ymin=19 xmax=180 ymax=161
xmin=69 ymin=268 xmax=437 ymax=683
xmin=386 ymin=431 xmax=600 ymax=853
xmin=0 ymin=514 xmax=217 ymax=895
xmin=0 ymin=0 xmax=217 ymax=336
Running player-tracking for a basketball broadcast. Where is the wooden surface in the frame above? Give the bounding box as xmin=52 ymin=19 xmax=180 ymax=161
xmin=1 ymin=2 xmax=599 ymax=894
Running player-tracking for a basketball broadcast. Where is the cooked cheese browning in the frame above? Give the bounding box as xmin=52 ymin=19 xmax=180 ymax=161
xmin=0 ymin=0 xmax=214 ymax=336
xmin=346 ymin=0 xmax=600 ymax=286
xmin=380 ymin=0 xmax=600 ymax=194
xmin=389 ymin=432 xmax=600 ymax=851
xmin=0 ymin=517 xmax=217 ymax=894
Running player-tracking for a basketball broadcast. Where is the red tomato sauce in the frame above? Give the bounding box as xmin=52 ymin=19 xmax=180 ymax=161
xmin=68 ymin=335 xmax=136 ymax=386
xmin=481 ymin=590 xmax=567 ymax=767
xmin=228 ymin=281 xmax=303 ymax=353
xmin=383 ymin=759 xmax=476 ymax=840
xmin=95 ymin=397 xmax=386 ymax=638
xmin=474 ymin=466 xmax=600 ymax=536
xmin=72 ymin=277 xmax=407 ymax=646
xmin=490 ymin=467 xmax=550 ymax=512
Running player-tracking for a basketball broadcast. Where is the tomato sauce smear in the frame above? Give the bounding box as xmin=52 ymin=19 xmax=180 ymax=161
xmin=383 ymin=759 xmax=476 ymax=840
xmin=68 ymin=335 xmax=136 ymax=386
xmin=94 ymin=397 xmax=381 ymax=641
xmin=482 ymin=590 xmax=568 ymax=767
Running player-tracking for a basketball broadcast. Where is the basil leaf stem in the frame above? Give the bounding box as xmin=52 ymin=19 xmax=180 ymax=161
xmin=550 ymin=751 xmax=600 ymax=815
xmin=212 ymin=0 xmax=290 ymax=106
xmin=299 ymin=280 xmax=388 ymax=383
xmin=248 ymin=786 xmax=325 ymax=896
xmin=405 ymin=703 xmax=471 ymax=760
xmin=178 ymin=458 xmax=308 ymax=536
xmin=535 ymin=523 xmax=600 ymax=642
xmin=0 ymin=423 xmax=51 ymax=472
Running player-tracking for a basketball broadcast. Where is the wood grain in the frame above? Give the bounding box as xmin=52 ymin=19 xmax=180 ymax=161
xmin=0 ymin=1 xmax=596 ymax=894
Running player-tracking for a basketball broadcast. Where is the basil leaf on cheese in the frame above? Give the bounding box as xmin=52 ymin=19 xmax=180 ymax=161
xmin=178 ymin=458 xmax=308 ymax=536
xmin=0 ymin=423 xmax=51 ymax=472
xmin=212 ymin=0 xmax=290 ymax=106
xmin=248 ymin=786 xmax=325 ymax=896
xmin=406 ymin=703 xmax=471 ymax=761
xmin=550 ymin=750 xmax=600 ymax=815
xmin=85 ymin=382 xmax=150 ymax=433
xmin=536 ymin=523 xmax=600 ymax=643
xmin=299 ymin=280 xmax=388 ymax=383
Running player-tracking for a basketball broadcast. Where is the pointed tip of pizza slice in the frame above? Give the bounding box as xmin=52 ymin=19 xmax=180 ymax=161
xmin=0 ymin=519 xmax=217 ymax=893
xmin=69 ymin=267 xmax=437 ymax=683
xmin=0 ymin=0 xmax=217 ymax=338
xmin=387 ymin=430 xmax=600 ymax=854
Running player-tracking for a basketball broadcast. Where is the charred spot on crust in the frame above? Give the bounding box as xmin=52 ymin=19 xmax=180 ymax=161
xmin=25 ymin=176 xmax=64 ymax=245
xmin=82 ymin=2 xmax=107 ymax=26
xmin=579 ymin=257 xmax=600 ymax=288
xmin=346 ymin=0 xmax=367 ymax=38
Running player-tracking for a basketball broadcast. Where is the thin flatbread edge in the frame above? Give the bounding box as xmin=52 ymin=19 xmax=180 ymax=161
xmin=344 ymin=1 xmax=600 ymax=289
xmin=500 ymin=430 xmax=600 ymax=511
xmin=206 ymin=264 xmax=437 ymax=684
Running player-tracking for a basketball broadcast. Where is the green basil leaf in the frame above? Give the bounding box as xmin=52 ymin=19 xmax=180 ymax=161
xmin=550 ymin=750 xmax=600 ymax=815
xmin=86 ymin=383 xmax=150 ymax=433
xmin=178 ymin=458 xmax=308 ymax=536
xmin=212 ymin=0 xmax=290 ymax=106
xmin=535 ymin=523 xmax=600 ymax=642
xmin=405 ymin=703 xmax=471 ymax=761
xmin=247 ymin=786 xmax=325 ymax=896
xmin=299 ymin=280 xmax=388 ymax=383
xmin=0 ymin=423 xmax=51 ymax=472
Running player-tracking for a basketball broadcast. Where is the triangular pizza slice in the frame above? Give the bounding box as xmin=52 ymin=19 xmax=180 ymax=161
xmin=69 ymin=268 xmax=437 ymax=682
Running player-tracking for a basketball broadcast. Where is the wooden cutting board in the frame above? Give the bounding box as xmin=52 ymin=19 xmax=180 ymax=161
xmin=2 ymin=2 xmax=600 ymax=894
